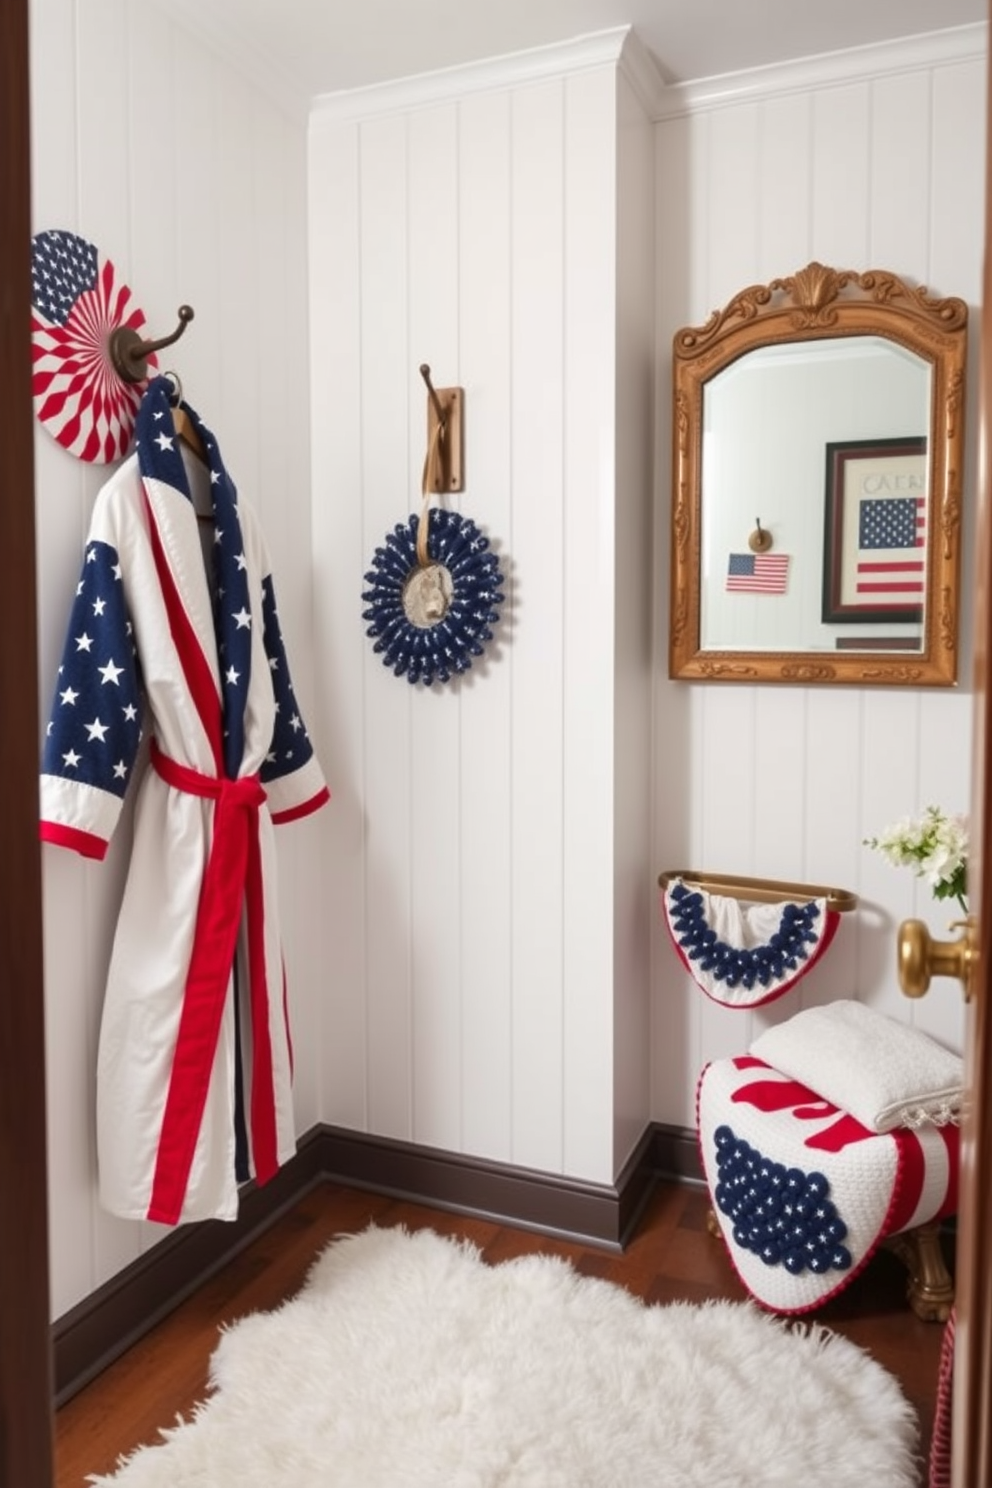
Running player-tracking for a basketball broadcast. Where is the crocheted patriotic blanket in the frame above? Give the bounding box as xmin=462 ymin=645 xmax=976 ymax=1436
xmin=697 ymin=1056 xmax=959 ymax=1314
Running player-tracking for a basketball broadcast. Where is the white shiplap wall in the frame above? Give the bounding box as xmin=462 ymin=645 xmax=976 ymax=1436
xmin=30 ymin=0 xmax=317 ymax=1317
xmin=650 ymin=32 xmax=986 ymax=1128
xmin=308 ymin=33 xmax=657 ymax=1189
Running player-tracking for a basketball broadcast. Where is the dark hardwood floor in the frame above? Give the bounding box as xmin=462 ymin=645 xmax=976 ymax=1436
xmin=55 ymin=1178 xmax=949 ymax=1486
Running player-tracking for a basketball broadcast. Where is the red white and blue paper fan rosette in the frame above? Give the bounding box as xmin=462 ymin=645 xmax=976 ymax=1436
xmin=30 ymin=229 xmax=155 ymax=463
xmin=663 ymin=878 xmax=840 ymax=1007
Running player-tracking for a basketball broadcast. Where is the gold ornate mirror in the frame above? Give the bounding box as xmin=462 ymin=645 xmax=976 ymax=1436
xmin=669 ymin=262 xmax=968 ymax=685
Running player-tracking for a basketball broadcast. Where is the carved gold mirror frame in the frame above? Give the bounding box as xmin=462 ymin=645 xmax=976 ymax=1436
xmin=670 ymin=262 xmax=968 ymax=685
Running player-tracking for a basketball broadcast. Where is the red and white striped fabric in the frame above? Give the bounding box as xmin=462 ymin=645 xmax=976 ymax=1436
xmin=698 ymin=1055 xmax=958 ymax=1315
xmin=30 ymin=229 xmax=155 ymax=464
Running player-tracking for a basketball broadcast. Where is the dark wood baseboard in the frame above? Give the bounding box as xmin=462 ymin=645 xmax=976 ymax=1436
xmin=52 ymin=1119 xmax=699 ymax=1406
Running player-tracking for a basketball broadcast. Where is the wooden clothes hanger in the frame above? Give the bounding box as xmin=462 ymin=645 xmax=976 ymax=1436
xmin=164 ymin=371 xmax=207 ymax=463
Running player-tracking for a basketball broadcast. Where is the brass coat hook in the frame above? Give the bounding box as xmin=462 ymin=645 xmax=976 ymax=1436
xmin=110 ymin=305 xmax=195 ymax=384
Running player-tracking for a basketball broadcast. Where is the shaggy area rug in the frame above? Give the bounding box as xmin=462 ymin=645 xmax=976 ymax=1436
xmin=90 ymin=1225 xmax=920 ymax=1487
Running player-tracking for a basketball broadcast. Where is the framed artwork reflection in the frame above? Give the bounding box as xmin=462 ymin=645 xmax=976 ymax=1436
xmin=821 ymin=436 xmax=927 ymax=625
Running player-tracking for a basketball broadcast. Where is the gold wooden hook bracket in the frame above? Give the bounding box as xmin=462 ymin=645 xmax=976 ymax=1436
xmin=419 ymin=363 xmax=464 ymax=493
xmin=110 ymin=305 xmax=195 ymax=384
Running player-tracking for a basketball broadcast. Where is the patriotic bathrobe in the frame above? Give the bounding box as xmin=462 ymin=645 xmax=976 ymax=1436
xmin=40 ymin=376 xmax=329 ymax=1226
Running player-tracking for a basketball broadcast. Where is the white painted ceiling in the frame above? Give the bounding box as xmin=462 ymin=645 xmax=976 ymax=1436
xmin=175 ymin=0 xmax=987 ymax=99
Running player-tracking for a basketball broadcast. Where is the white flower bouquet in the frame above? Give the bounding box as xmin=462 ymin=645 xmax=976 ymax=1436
xmin=864 ymin=805 xmax=968 ymax=914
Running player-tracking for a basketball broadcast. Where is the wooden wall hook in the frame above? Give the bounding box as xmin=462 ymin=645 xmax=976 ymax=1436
xmin=748 ymin=519 xmax=773 ymax=553
xmin=420 ymin=363 xmax=464 ymax=493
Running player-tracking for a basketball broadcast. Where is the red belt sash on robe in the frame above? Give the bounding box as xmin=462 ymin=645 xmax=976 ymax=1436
xmin=146 ymin=738 xmax=278 ymax=1225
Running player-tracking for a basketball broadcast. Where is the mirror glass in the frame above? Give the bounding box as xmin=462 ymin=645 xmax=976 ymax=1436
xmin=670 ymin=263 xmax=967 ymax=685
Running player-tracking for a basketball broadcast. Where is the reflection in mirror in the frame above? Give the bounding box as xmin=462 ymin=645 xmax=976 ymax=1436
xmin=670 ymin=263 xmax=968 ymax=685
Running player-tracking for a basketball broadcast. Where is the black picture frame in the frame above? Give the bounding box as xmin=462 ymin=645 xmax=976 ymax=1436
xmin=821 ymin=436 xmax=927 ymax=625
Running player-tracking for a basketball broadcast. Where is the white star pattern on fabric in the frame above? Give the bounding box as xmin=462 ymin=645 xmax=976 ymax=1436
xmin=226 ymin=666 xmax=240 ymax=685
xmin=42 ymin=538 xmax=142 ymax=800
xmin=155 ymin=432 xmax=174 ymax=452
xmin=233 ymin=608 xmax=251 ymax=630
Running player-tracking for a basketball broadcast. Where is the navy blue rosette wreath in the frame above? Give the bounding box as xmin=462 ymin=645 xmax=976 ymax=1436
xmin=362 ymin=419 xmax=504 ymax=686
xmin=662 ymin=879 xmax=840 ymax=1008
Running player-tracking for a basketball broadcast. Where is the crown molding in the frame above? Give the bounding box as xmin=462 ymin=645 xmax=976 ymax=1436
xmin=654 ymin=22 xmax=988 ymax=121
xmin=618 ymin=28 xmax=668 ymax=120
xmin=310 ymin=27 xmax=631 ymax=128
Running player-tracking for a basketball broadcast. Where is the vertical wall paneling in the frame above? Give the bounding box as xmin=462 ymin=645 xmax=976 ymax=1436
xmin=810 ymin=84 xmax=872 ymax=268
xmin=407 ymin=103 xmax=464 ymax=1151
xmin=650 ymin=110 xmax=701 ymax=1130
xmin=456 ymin=88 xmax=514 ymax=1162
xmin=255 ymin=106 xmax=322 ymax=1134
xmin=561 ymin=65 xmax=617 ymax=1182
xmin=308 ymin=33 xmax=649 ymax=1187
xmin=358 ymin=113 xmax=416 ymax=1141
xmin=307 ymin=118 xmax=369 ymax=1132
xmin=30 ymin=0 xmax=92 ymax=1322
xmin=611 ymin=68 xmax=654 ymax=1173
xmin=74 ymin=0 xmax=144 ymax=1293
xmin=652 ymin=35 xmax=985 ymax=1132
xmin=213 ymin=83 xmax=259 ymax=472
xmin=757 ymin=94 xmax=812 ymax=271
xmin=706 ymin=103 xmax=760 ymax=306
xmin=932 ymin=57 xmax=986 ymax=690
xmin=507 ymin=79 xmax=567 ymax=1173
xmin=870 ymin=72 xmax=932 ymax=269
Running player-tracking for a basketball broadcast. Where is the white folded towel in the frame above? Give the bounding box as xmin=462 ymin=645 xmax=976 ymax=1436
xmin=749 ymin=999 xmax=964 ymax=1132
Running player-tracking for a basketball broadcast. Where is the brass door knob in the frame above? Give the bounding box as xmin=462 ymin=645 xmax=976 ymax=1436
xmin=897 ymin=917 xmax=978 ymax=1000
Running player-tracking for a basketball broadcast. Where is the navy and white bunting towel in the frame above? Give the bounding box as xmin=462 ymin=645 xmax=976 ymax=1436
xmin=663 ymin=879 xmax=840 ymax=1008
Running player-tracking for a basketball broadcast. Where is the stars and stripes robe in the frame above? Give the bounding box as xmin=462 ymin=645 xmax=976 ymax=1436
xmin=39 ymin=375 xmax=329 ymax=1225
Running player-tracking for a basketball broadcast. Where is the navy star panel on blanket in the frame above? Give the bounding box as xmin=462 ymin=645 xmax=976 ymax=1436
xmin=40 ymin=376 xmax=329 ymax=1226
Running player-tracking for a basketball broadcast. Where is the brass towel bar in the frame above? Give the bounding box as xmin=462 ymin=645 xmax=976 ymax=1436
xmin=658 ymin=869 xmax=858 ymax=914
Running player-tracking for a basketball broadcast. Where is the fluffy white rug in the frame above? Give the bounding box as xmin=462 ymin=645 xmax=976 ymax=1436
xmin=90 ymin=1224 xmax=920 ymax=1488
